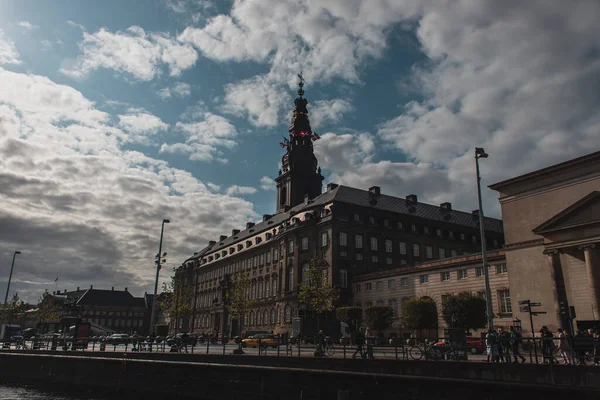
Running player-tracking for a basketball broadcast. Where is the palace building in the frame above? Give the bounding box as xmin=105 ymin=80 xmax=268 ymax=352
xmin=175 ymin=77 xmax=504 ymax=338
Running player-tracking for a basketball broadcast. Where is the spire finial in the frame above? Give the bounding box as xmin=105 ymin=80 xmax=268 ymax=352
xmin=297 ymin=71 xmax=305 ymax=98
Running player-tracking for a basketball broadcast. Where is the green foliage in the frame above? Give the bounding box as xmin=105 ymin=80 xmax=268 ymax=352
xmin=157 ymin=273 xmax=193 ymax=329
xmin=298 ymin=253 xmax=340 ymax=312
xmin=2 ymin=293 xmax=27 ymax=324
xmin=336 ymin=306 xmax=363 ymax=331
xmin=226 ymin=271 xmax=254 ymax=320
xmin=441 ymin=292 xmax=487 ymax=330
xmin=364 ymin=306 xmax=394 ymax=335
xmin=36 ymin=291 xmax=62 ymax=323
xmin=400 ymin=297 xmax=438 ymax=330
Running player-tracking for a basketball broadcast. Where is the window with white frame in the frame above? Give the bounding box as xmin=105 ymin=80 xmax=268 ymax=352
xmin=340 ymin=269 xmax=348 ymax=288
xmin=399 ymin=242 xmax=407 ymax=255
xmin=321 ymin=232 xmax=328 ymax=247
xmin=302 ymin=263 xmax=310 ymax=285
xmin=475 ymin=266 xmax=483 ymax=277
xmin=451 ymin=249 xmax=458 ymax=257
xmin=458 ymin=268 xmax=468 ymax=280
xmin=353 ymin=213 xmax=360 ymax=222
xmin=301 ymin=236 xmax=309 ymax=250
xmin=498 ymin=289 xmax=512 ymax=314
xmin=439 ymin=248 xmax=446 ymax=259
xmin=495 ymin=264 xmax=507 ymax=274
xmin=355 ymin=235 xmax=363 ymax=248
xmin=413 ymin=244 xmax=420 ymax=257
xmin=425 ymin=246 xmax=433 ymax=259
xmin=386 ymin=257 xmax=392 ymax=265
xmin=388 ymin=279 xmax=395 ymax=289
xmin=371 ymin=255 xmax=378 ymax=263
xmin=385 ymin=239 xmax=393 ymax=253
xmin=419 ymin=274 xmax=429 ymax=284
xmin=288 ymin=240 xmax=294 ymax=253
xmin=441 ymin=271 xmax=450 ymax=281
xmin=356 ymin=253 xmax=363 ymax=261
xmin=370 ymin=237 xmax=378 ymax=251
xmin=376 ymin=281 xmax=383 ymax=291
xmin=340 ymin=232 xmax=348 ymax=246
xmin=273 ymin=248 xmax=279 ymax=261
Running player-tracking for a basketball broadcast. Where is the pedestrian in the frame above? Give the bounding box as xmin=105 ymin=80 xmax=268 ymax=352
xmin=365 ymin=327 xmax=375 ymax=359
xmin=352 ymin=328 xmax=365 ymax=359
xmin=317 ymin=330 xmax=326 ymax=356
xmin=540 ymin=326 xmax=555 ymax=364
xmin=498 ymin=327 xmax=511 ymax=363
xmin=509 ymin=326 xmax=526 ymax=363
xmin=486 ymin=329 xmax=499 ymax=363
xmin=557 ymin=329 xmax=572 ymax=365
xmin=593 ymin=330 xmax=600 ymax=366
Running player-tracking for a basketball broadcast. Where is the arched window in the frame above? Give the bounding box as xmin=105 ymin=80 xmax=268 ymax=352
xmin=284 ymin=305 xmax=291 ymax=323
xmin=265 ymin=277 xmax=270 ymax=297
xmin=249 ymin=311 xmax=255 ymax=326
xmin=251 ymin=281 xmax=257 ymax=299
xmin=272 ymin=278 xmax=277 ymax=297
xmin=258 ymin=280 xmax=264 ymax=299
xmin=263 ymin=309 xmax=268 ymax=325
xmin=270 ymin=308 xmax=276 ymax=324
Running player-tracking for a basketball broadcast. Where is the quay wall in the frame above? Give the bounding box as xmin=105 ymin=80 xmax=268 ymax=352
xmin=1 ymin=352 xmax=599 ymax=400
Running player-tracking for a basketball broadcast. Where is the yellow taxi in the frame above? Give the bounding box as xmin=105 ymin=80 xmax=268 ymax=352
xmin=241 ymin=333 xmax=279 ymax=348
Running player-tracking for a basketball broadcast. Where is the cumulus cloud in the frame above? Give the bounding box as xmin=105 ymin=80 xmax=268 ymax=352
xmin=0 ymin=30 xmax=21 ymax=65
xmin=160 ymin=111 xmax=237 ymax=162
xmin=17 ymin=21 xmax=39 ymax=30
xmin=117 ymin=110 xmax=168 ymax=144
xmin=0 ymin=67 xmax=258 ymax=302
xmin=259 ymin=176 xmax=275 ymax=191
xmin=61 ymin=26 xmax=198 ymax=81
xmin=310 ymin=99 xmax=353 ymax=128
xmin=226 ymin=185 xmax=258 ymax=196
xmin=157 ymin=82 xmax=192 ymax=100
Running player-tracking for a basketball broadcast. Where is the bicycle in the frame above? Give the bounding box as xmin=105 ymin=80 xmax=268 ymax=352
xmin=323 ymin=338 xmax=335 ymax=356
xmin=409 ymin=342 xmax=443 ymax=360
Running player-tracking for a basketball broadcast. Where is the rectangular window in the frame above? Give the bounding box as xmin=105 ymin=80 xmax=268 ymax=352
xmin=302 ymin=263 xmax=310 ymax=285
xmin=356 ymin=253 xmax=363 ymax=261
xmin=385 ymin=239 xmax=393 ymax=253
xmin=355 ymin=235 xmax=363 ymax=249
xmin=475 ymin=266 xmax=483 ymax=277
xmin=370 ymin=237 xmax=378 ymax=251
xmin=386 ymin=257 xmax=393 ymax=265
xmin=259 ymin=253 xmax=264 ymax=265
xmin=266 ymin=251 xmax=271 ymax=263
xmin=384 ymin=219 xmax=389 ymax=227
xmin=400 ymin=277 xmax=409 ymax=287
xmin=425 ymin=246 xmax=433 ymax=259
xmin=498 ymin=289 xmax=512 ymax=314
xmin=413 ymin=244 xmax=420 ymax=257
xmin=365 ymin=283 xmax=372 ymax=290
xmin=424 ymin=226 xmax=430 ymax=234
xmin=321 ymin=232 xmax=328 ymax=247
xmin=340 ymin=251 xmax=347 ymax=257
xmin=288 ymin=266 xmax=294 ymax=290
xmin=389 ymin=299 xmax=398 ymax=317
xmin=400 ymin=259 xmax=407 ymax=265
xmin=369 ymin=216 xmax=376 ymax=224
xmin=288 ymin=240 xmax=294 ymax=254
xmin=354 ymin=284 xmax=361 ymax=292
xmin=411 ymin=224 xmax=417 ymax=233
xmin=340 ymin=232 xmax=348 ymax=246
xmin=460 ymin=233 xmax=466 ymax=241
xmin=376 ymin=281 xmax=383 ymax=291
xmin=450 ymin=249 xmax=458 ymax=257
xmin=439 ymin=248 xmax=446 ymax=259
xmin=495 ymin=263 xmax=507 ymax=274
xmin=371 ymin=255 xmax=379 ymax=263
xmin=457 ymin=268 xmax=468 ymax=280
xmin=441 ymin=271 xmax=450 ymax=281
xmin=340 ymin=269 xmax=348 ymax=288
xmin=353 ymin=213 xmax=360 ymax=222
xmin=436 ymin=229 xmax=442 ymax=237
xmin=376 ymin=300 xmax=384 ymax=306
xmin=301 ymin=236 xmax=309 ymax=250
xmin=273 ymin=248 xmax=279 ymax=261
xmin=388 ymin=279 xmax=395 ymax=289
xmin=419 ymin=274 xmax=429 ymax=284
xmin=399 ymin=242 xmax=407 ymax=255
xmin=397 ymin=221 xmax=404 ymax=229
xmin=493 ymin=239 xmax=499 ymax=248
xmin=472 ymin=235 xmax=477 ymax=244
xmin=449 ymin=231 xmax=454 ymax=239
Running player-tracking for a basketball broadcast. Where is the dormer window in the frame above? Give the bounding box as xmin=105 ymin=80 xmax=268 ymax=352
xmin=237 ymin=244 xmax=243 ymax=251
xmin=221 ymin=250 xmax=227 ymax=257
xmin=246 ymin=240 xmax=252 ymax=248
xmin=265 ymin=233 xmax=272 ymax=240
xmin=229 ymin=248 xmax=235 ymax=254
xmin=255 ymin=237 xmax=262 ymax=245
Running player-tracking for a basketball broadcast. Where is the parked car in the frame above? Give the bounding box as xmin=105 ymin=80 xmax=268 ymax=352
xmin=434 ymin=337 xmax=485 ymax=354
xmin=105 ymin=334 xmax=130 ymax=345
xmin=242 ymin=334 xmax=279 ymax=348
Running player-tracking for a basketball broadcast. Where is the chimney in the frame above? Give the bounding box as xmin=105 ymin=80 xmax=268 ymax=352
xmin=219 ymin=235 xmax=227 ymax=242
xmin=440 ymin=202 xmax=452 ymax=211
xmin=304 ymin=194 xmax=310 ymax=204
xmin=208 ymin=240 xmax=216 ymax=246
xmin=232 ymin=229 xmax=240 ymax=236
xmin=111 ymin=287 xmax=114 ymax=291
xmin=246 ymin=222 xmax=255 ymax=229
xmin=64 ymin=289 xmax=66 ymax=293
xmin=90 ymin=285 xmax=93 ymax=289
xmin=368 ymin=186 xmax=381 ymax=197
xmin=262 ymin=214 xmax=272 ymax=222
xmin=472 ymin=210 xmax=480 ymax=222
xmin=327 ymin=183 xmax=339 ymax=191
xmin=77 ymin=287 xmax=79 ymax=291
xmin=406 ymin=194 xmax=418 ymax=204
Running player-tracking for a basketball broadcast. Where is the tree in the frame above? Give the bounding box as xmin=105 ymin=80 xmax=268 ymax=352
xmin=336 ymin=306 xmax=363 ymax=333
xmin=364 ymin=306 xmax=394 ymax=339
xmin=37 ymin=291 xmax=62 ymax=323
xmin=2 ymin=293 xmax=26 ymax=325
xmin=298 ymin=253 xmax=340 ymax=314
xmin=226 ymin=270 xmax=254 ymax=336
xmin=441 ymin=292 xmax=486 ymax=331
xmin=157 ymin=273 xmax=193 ymax=333
xmin=400 ymin=297 xmax=438 ymax=332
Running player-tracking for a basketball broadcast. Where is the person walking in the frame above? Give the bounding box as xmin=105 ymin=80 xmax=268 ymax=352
xmin=557 ymin=329 xmax=572 ymax=365
xmin=498 ymin=327 xmax=511 ymax=363
xmin=593 ymin=330 xmax=600 ymax=366
xmin=509 ymin=326 xmax=526 ymax=363
xmin=540 ymin=326 xmax=555 ymax=364
xmin=365 ymin=327 xmax=375 ymax=359
xmin=317 ymin=330 xmax=326 ymax=356
xmin=486 ymin=329 xmax=499 ymax=363
xmin=352 ymin=328 xmax=365 ymax=359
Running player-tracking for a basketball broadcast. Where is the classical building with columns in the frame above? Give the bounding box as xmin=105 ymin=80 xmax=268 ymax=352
xmin=489 ymin=151 xmax=600 ymax=335
xmin=174 ymin=78 xmax=504 ymax=338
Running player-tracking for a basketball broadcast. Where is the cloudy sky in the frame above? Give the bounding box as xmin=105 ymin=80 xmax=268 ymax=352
xmin=0 ymin=0 xmax=598 ymax=303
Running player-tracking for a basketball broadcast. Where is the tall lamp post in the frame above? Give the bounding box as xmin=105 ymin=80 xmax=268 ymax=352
xmin=149 ymin=219 xmax=169 ymax=335
xmin=475 ymin=147 xmax=494 ymax=329
xmin=4 ymin=251 xmax=21 ymax=306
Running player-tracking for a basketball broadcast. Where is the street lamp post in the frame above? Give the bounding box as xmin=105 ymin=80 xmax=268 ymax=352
xmin=3 ymin=251 xmax=21 ymax=306
xmin=149 ymin=219 xmax=170 ymax=335
xmin=475 ymin=147 xmax=494 ymax=329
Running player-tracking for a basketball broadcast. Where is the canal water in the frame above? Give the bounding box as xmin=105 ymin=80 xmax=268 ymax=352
xmin=0 ymin=384 xmax=106 ymax=399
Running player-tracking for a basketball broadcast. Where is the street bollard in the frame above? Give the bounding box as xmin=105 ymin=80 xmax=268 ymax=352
xmin=206 ymin=337 xmax=210 ymax=354
xmin=277 ymin=336 xmax=280 ymax=357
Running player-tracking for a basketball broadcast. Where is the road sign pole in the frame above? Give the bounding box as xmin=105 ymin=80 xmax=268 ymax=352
xmin=526 ymin=301 xmax=538 ymax=363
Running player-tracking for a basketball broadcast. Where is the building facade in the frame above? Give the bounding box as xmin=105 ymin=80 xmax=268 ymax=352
xmin=489 ymin=151 xmax=600 ymax=335
xmin=176 ymin=79 xmax=504 ymax=338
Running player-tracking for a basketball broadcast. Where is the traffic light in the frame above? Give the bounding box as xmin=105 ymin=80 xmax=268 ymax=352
xmin=559 ymin=301 xmax=567 ymax=316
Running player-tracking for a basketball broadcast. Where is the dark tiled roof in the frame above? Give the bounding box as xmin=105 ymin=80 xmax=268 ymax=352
xmin=75 ymin=289 xmax=146 ymax=308
xmin=188 ymin=185 xmax=502 ymax=263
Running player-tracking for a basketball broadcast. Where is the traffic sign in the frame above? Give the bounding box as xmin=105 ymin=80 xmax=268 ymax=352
xmin=519 ymin=306 xmax=530 ymax=313
xmin=531 ymin=311 xmax=547 ymax=315
xmin=529 ymin=302 xmax=541 ymax=307
xmin=518 ymin=300 xmax=530 ymax=305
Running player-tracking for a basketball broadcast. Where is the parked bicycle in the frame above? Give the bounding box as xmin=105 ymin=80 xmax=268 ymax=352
xmin=322 ymin=337 xmax=335 ymax=356
xmin=409 ymin=342 xmax=443 ymax=360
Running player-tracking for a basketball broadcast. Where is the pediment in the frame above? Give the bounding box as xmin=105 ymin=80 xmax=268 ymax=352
xmin=533 ymin=191 xmax=600 ymax=234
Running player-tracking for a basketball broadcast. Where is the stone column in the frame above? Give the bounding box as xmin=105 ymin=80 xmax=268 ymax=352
xmin=581 ymin=244 xmax=600 ymax=320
